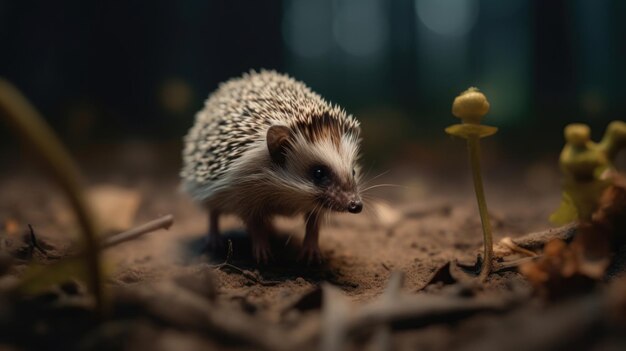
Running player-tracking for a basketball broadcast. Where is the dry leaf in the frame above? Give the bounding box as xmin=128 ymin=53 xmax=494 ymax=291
xmin=519 ymin=239 xmax=597 ymax=300
xmin=88 ymin=185 xmax=141 ymax=233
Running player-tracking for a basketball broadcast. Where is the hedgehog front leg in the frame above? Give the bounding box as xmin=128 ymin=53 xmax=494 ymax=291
xmin=247 ymin=216 xmax=273 ymax=264
xmin=299 ymin=212 xmax=322 ymax=264
xmin=203 ymin=209 xmax=222 ymax=252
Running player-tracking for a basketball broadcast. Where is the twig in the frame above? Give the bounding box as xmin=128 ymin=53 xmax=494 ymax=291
xmin=321 ymin=284 xmax=352 ymax=351
xmin=207 ymin=239 xmax=234 ymax=268
xmin=494 ymin=223 xmax=578 ymax=258
xmin=101 ymin=214 xmax=174 ymax=249
xmin=509 ymin=223 xmax=577 ymax=250
xmin=315 ymin=273 xmax=519 ymax=349
xmin=0 ymin=79 xmax=104 ymax=314
xmin=16 ymin=215 xmax=175 ymax=296
xmin=499 ymin=237 xmax=537 ymax=257
xmin=460 ymin=294 xmax=603 ymax=351
xmin=347 ymin=293 xmax=520 ymax=334
xmin=218 ymin=264 xmax=281 ymax=287
xmin=118 ymin=281 xmax=293 ymax=351
xmin=208 ymin=241 xmax=280 ymax=286
xmin=27 ymin=224 xmax=47 ymax=256
xmin=493 ymin=256 xmax=540 ymax=273
xmin=368 ymin=272 xmax=404 ymax=351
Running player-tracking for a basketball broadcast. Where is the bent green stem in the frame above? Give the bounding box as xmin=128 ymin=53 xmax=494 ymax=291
xmin=0 ymin=79 xmax=104 ymax=315
xmin=467 ymin=136 xmax=493 ymax=280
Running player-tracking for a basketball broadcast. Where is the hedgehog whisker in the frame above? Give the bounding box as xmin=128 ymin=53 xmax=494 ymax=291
xmin=361 ymin=169 xmax=391 ymax=188
xmin=360 ymin=193 xmax=379 ymax=203
xmin=362 ymin=204 xmax=376 ymax=222
xmin=360 ymin=164 xmax=376 ymax=185
xmin=360 ymin=195 xmax=380 ymax=210
xmin=304 ymin=202 xmax=322 ymax=227
xmin=286 ymin=201 xmax=322 ymax=248
xmin=361 ymin=194 xmax=393 ymax=208
xmin=360 ymin=191 xmax=390 ymax=201
xmin=323 ymin=209 xmax=332 ymax=227
xmin=361 ymin=183 xmax=406 ymax=192
xmin=321 ymin=199 xmax=333 ymax=225
xmin=284 ymin=234 xmax=293 ymax=247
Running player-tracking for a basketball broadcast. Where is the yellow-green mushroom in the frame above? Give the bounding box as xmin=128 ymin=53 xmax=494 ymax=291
xmin=551 ymin=121 xmax=625 ymax=224
xmin=598 ymin=120 xmax=626 ymax=164
xmin=445 ymin=87 xmax=497 ymax=280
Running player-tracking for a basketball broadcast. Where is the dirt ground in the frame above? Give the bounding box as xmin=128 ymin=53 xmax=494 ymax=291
xmin=1 ymin=144 xmax=625 ymax=350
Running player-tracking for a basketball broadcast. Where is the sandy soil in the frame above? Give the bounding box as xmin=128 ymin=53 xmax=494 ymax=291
xmin=1 ymin=145 xmax=624 ymax=350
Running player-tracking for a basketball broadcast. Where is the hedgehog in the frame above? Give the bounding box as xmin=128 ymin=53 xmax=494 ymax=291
xmin=181 ymin=70 xmax=363 ymax=263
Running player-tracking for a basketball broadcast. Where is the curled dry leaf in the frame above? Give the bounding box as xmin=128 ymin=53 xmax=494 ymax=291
xmin=519 ymin=239 xmax=598 ymax=300
xmin=520 ymin=176 xmax=626 ymax=299
xmin=593 ymin=181 xmax=626 ymax=245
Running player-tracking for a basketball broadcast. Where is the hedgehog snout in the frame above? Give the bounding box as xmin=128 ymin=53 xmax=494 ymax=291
xmin=342 ymin=182 xmax=362 ymax=213
xmin=320 ymin=183 xmax=362 ymax=214
xmin=347 ymin=198 xmax=363 ymax=214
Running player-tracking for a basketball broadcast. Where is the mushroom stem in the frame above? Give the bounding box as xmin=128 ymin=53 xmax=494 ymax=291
xmin=467 ymin=135 xmax=494 ymax=280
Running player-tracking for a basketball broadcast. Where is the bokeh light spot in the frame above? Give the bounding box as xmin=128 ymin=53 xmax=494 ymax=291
xmin=160 ymin=78 xmax=193 ymax=115
xmin=415 ymin=0 xmax=479 ymax=37
xmin=282 ymin=0 xmax=333 ymax=58
xmin=332 ymin=0 xmax=388 ymax=57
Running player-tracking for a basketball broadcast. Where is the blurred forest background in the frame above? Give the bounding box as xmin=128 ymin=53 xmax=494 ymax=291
xmin=1 ymin=0 xmax=625 ymax=164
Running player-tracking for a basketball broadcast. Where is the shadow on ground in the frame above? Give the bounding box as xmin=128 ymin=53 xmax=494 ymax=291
xmin=179 ymin=229 xmax=359 ymax=289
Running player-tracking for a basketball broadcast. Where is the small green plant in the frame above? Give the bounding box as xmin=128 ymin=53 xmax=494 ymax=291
xmin=445 ymin=87 xmax=497 ymax=280
xmin=0 ymin=79 xmax=105 ymax=314
xmin=551 ymin=121 xmax=626 ymax=224
xmin=598 ymin=121 xmax=626 ymax=165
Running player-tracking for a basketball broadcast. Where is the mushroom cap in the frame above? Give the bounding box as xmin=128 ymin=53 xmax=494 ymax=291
xmin=564 ymin=123 xmax=590 ymax=146
xmin=445 ymin=124 xmax=498 ymax=139
xmin=452 ymin=87 xmax=490 ymax=124
xmin=606 ymin=120 xmax=626 ymax=139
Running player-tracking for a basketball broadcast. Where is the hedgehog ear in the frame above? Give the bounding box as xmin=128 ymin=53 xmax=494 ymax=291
xmin=267 ymin=125 xmax=292 ymax=165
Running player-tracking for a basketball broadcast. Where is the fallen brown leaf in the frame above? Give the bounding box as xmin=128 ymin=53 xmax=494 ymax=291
xmin=519 ymin=239 xmax=598 ymax=300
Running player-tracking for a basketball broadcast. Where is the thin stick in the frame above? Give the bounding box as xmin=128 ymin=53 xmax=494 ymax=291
xmin=0 ymin=79 xmax=104 ymax=314
xmin=369 ymin=272 xmax=404 ymax=351
xmin=27 ymin=224 xmax=47 ymax=256
xmin=16 ymin=215 xmax=175 ymax=296
xmin=101 ymin=214 xmax=174 ymax=249
xmin=511 ymin=223 xmax=577 ymax=249
xmin=348 ymin=293 xmax=518 ymax=334
xmin=493 ymin=224 xmax=577 ymax=258
xmin=499 ymin=237 xmax=537 ymax=257
xmin=493 ymin=256 xmax=539 ymax=272
xmin=207 ymin=240 xmax=280 ymax=286
xmin=321 ymin=284 xmax=352 ymax=351
xmin=121 ymin=281 xmax=293 ymax=351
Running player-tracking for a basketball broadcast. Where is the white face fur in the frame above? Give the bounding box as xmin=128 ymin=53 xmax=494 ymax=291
xmin=278 ymin=131 xmax=363 ymax=214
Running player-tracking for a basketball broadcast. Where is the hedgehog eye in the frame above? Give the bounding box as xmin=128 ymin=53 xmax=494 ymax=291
xmin=352 ymin=168 xmax=356 ymax=177
xmin=311 ymin=165 xmax=331 ymax=186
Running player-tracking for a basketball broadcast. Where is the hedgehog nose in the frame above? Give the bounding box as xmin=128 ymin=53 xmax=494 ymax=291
xmin=348 ymin=200 xmax=363 ymax=214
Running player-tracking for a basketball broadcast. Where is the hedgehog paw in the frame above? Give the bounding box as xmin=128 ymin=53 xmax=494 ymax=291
xmin=298 ymin=244 xmax=323 ymax=265
xmin=252 ymin=240 xmax=272 ymax=264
